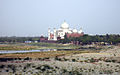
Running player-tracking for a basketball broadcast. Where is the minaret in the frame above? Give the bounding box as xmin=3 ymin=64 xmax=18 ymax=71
xmin=48 ymin=28 xmax=51 ymax=40
xmin=78 ymin=27 xmax=83 ymax=33
xmin=53 ymin=28 xmax=57 ymax=41
xmin=64 ymin=20 xmax=66 ymax=23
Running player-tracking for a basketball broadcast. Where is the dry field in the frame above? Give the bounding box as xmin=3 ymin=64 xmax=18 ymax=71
xmin=0 ymin=44 xmax=38 ymax=50
xmin=0 ymin=50 xmax=98 ymax=58
xmin=0 ymin=45 xmax=120 ymax=75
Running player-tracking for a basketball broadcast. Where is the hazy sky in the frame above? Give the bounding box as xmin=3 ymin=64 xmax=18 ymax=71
xmin=0 ymin=0 xmax=120 ymax=36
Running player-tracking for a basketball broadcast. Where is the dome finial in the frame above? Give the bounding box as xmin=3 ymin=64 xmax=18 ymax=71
xmin=61 ymin=21 xmax=69 ymax=29
xmin=64 ymin=20 xmax=66 ymax=22
xmin=80 ymin=27 xmax=82 ymax=30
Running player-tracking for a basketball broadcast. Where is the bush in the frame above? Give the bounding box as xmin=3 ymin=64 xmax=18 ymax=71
xmin=7 ymin=65 xmax=12 ymax=68
xmin=55 ymin=56 xmax=61 ymax=61
xmin=43 ymin=64 xmax=53 ymax=69
xmin=111 ymin=60 xmax=116 ymax=63
xmin=0 ymin=65 xmax=5 ymax=68
xmin=72 ymin=59 xmax=76 ymax=62
xmin=36 ymin=64 xmax=53 ymax=72
xmin=24 ymin=57 xmax=31 ymax=60
xmin=11 ymin=65 xmax=16 ymax=73
xmin=38 ymin=58 xmax=42 ymax=60
xmin=26 ymin=63 xmax=31 ymax=68
xmin=63 ymin=58 xmax=68 ymax=61
xmin=105 ymin=59 xmax=111 ymax=62
xmin=89 ymin=58 xmax=96 ymax=63
xmin=36 ymin=66 xmax=41 ymax=69
xmin=68 ymin=70 xmax=82 ymax=75
xmin=105 ymin=59 xmax=116 ymax=63
xmin=62 ymin=69 xmax=67 ymax=73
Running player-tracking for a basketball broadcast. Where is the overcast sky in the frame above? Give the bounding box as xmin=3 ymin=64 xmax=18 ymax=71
xmin=0 ymin=0 xmax=120 ymax=37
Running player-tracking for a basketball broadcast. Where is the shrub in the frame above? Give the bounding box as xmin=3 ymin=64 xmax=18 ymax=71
xmin=26 ymin=63 xmax=31 ymax=68
xmin=111 ymin=60 xmax=116 ymax=63
xmin=105 ymin=59 xmax=111 ymax=62
xmin=44 ymin=57 xmax=49 ymax=59
xmin=84 ymin=60 xmax=88 ymax=62
xmin=38 ymin=58 xmax=42 ymax=60
xmin=62 ymin=69 xmax=67 ymax=73
xmin=68 ymin=70 xmax=82 ymax=75
xmin=36 ymin=66 xmax=41 ymax=70
xmin=55 ymin=56 xmax=61 ymax=61
xmin=89 ymin=58 xmax=96 ymax=63
xmin=104 ymin=70 xmax=113 ymax=74
xmin=106 ymin=64 xmax=109 ymax=66
xmin=6 ymin=69 xmax=9 ymax=72
xmin=24 ymin=57 xmax=31 ymax=60
xmin=43 ymin=64 xmax=51 ymax=69
xmin=11 ymin=65 xmax=16 ymax=73
xmin=0 ymin=65 xmax=5 ymax=68
xmin=72 ymin=59 xmax=76 ymax=62
xmin=7 ymin=65 xmax=12 ymax=68
xmin=63 ymin=57 xmax=68 ymax=61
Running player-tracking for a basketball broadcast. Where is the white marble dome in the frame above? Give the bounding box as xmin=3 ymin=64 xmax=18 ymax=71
xmin=61 ymin=21 xmax=69 ymax=29
xmin=73 ymin=29 xmax=78 ymax=33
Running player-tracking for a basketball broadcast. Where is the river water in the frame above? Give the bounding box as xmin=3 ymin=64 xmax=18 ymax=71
xmin=0 ymin=49 xmax=57 ymax=54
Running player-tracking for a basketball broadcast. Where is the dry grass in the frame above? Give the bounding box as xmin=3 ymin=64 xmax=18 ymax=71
xmin=0 ymin=50 xmax=99 ymax=58
xmin=0 ymin=44 xmax=38 ymax=50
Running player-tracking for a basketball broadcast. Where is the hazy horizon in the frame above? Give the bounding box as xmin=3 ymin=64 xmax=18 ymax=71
xmin=0 ymin=0 xmax=120 ymax=37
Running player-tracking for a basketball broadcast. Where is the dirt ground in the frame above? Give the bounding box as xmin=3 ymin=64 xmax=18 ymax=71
xmin=0 ymin=45 xmax=120 ymax=75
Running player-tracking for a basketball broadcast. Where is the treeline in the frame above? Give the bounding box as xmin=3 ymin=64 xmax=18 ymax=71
xmin=0 ymin=34 xmax=120 ymax=45
xmin=0 ymin=37 xmax=40 ymax=43
xmin=58 ymin=34 xmax=120 ymax=45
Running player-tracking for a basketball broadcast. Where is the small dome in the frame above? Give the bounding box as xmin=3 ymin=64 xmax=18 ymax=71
xmin=78 ymin=28 xmax=83 ymax=33
xmin=61 ymin=21 xmax=69 ymax=29
xmin=68 ymin=31 xmax=72 ymax=33
xmin=73 ymin=29 xmax=78 ymax=33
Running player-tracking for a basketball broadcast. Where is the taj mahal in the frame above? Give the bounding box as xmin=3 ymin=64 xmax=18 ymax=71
xmin=48 ymin=21 xmax=84 ymax=41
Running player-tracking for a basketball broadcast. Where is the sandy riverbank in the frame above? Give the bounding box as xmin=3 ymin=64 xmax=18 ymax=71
xmin=0 ymin=45 xmax=120 ymax=75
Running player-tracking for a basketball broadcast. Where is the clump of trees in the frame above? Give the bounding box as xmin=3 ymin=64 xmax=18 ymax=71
xmin=58 ymin=34 xmax=120 ymax=45
xmin=0 ymin=37 xmax=40 ymax=43
xmin=0 ymin=34 xmax=120 ymax=45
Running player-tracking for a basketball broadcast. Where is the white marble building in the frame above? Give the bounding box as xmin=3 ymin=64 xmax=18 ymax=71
xmin=48 ymin=21 xmax=83 ymax=41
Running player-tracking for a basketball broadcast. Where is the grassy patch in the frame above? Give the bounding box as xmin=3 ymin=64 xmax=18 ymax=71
xmin=0 ymin=50 xmax=99 ymax=58
xmin=0 ymin=44 xmax=38 ymax=50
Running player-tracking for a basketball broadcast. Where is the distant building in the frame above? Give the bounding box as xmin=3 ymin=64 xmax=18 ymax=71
xmin=48 ymin=21 xmax=84 ymax=41
xmin=34 ymin=41 xmax=38 ymax=43
xmin=25 ymin=41 xmax=32 ymax=43
xmin=40 ymin=36 xmax=48 ymax=42
xmin=39 ymin=36 xmax=57 ymax=43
